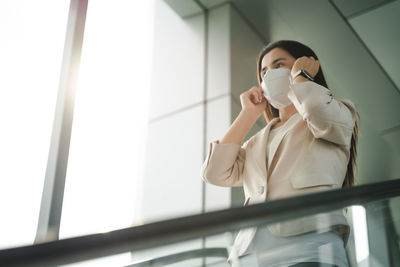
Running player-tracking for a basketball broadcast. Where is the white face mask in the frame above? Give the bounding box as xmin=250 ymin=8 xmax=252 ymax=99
xmin=261 ymin=68 xmax=293 ymax=109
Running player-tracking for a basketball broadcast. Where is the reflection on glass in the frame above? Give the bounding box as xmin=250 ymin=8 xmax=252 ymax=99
xmin=225 ymin=200 xmax=399 ymax=267
xmin=352 ymin=205 xmax=369 ymax=264
xmin=59 ymin=253 xmax=131 ymax=267
xmin=247 ymin=210 xmax=350 ymax=267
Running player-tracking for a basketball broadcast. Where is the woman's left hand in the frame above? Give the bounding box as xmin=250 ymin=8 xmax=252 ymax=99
xmin=291 ymin=56 xmax=320 ymax=79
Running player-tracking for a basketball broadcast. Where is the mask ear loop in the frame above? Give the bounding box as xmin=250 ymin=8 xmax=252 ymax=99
xmin=262 ymin=71 xmax=268 ymax=81
xmin=260 ymin=78 xmax=269 ymax=100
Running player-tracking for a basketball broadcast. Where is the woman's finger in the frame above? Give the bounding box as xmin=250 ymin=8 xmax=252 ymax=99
xmin=256 ymin=88 xmax=263 ymax=102
xmin=251 ymin=91 xmax=260 ymax=103
xmin=313 ymin=59 xmax=320 ymax=75
xmin=250 ymin=86 xmax=262 ymax=102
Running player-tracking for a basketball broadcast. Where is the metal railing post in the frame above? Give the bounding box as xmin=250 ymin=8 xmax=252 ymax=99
xmin=35 ymin=0 xmax=88 ymax=243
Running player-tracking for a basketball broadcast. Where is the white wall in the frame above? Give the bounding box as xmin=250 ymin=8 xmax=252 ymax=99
xmin=133 ymin=0 xmax=205 ymax=264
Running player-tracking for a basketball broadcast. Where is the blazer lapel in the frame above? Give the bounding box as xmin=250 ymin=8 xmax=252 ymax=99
xmin=267 ymin=113 xmax=300 ymax=171
xmin=255 ymin=117 xmax=280 ymax=178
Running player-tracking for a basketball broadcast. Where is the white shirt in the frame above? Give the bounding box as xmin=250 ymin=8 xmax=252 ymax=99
xmin=241 ymin=225 xmax=349 ymax=267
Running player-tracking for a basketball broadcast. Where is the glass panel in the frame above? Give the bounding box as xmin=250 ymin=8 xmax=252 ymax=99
xmin=119 ymin=196 xmax=400 ymax=267
xmin=0 ymin=0 xmax=69 ymax=249
xmin=129 ymin=238 xmax=205 ymax=267
xmin=59 ymin=0 xmax=155 ymax=239
xmin=351 ymin=205 xmax=370 ymax=265
xmin=60 ymin=253 xmax=132 ymax=267
xmin=361 ymin=198 xmax=400 ymax=267
xmin=226 ymin=199 xmax=400 ymax=267
xmin=248 ymin=209 xmax=351 ymax=267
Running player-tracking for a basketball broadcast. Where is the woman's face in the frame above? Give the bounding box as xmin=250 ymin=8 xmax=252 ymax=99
xmin=260 ymin=48 xmax=296 ymax=81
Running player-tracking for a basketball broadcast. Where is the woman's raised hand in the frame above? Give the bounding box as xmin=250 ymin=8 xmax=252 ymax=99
xmin=290 ymin=56 xmax=320 ymax=78
xmin=240 ymin=86 xmax=267 ymax=119
xmin=219 ymin=86 xmax=267 ymax=145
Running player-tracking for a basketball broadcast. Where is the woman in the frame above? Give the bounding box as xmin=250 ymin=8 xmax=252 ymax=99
xmin=201 ymin=40 xmax=360 ymax=266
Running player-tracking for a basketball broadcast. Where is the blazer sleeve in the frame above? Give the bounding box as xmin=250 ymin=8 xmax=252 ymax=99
xmin=200 ymin=139 xmax=251 ymax=187
xmin=287 ymin=81 xmax=356 ymax=146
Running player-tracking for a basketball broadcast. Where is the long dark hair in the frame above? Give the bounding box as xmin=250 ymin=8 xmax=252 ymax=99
xmin=256 ymin=40 xmax=360 ymax=188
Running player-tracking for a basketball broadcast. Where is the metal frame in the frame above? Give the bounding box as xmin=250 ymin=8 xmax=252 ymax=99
xmin=2 ymin=178 xmax=399 ymax=267
xmin=35 ymin=0 xmax=88 ymax=243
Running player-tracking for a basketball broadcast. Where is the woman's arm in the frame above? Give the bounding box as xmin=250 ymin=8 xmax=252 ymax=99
xmin=220 ymin=109 xmax=259 ymax=145
xmin=221 ymin=86 xmax=267 ymax=144
xmin=288 ymin=81 xmax=356 ymax=146
xmin=289 ymin=56 xmax=356 ymax=146
xmin=201 ymin=140 xmax=246 ymax=187
xmin=201 ymin=86 xmax=267 ymax=187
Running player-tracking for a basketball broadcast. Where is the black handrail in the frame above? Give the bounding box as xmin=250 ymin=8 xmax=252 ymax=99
xmin=1 ymin=179 xmax=400 ymax=267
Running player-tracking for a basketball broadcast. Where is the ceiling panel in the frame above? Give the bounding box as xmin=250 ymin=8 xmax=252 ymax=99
xmin=164 ymin=0 xmax=203 ymax=17
xmin=332 ymin=0 xmax=392 ymax=18
xmin=349 ymin=0 xmax=400 ymax=91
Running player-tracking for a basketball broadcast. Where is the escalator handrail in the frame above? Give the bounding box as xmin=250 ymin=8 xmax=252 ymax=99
xmin=1 ymin=178 xmax=399 ymax=267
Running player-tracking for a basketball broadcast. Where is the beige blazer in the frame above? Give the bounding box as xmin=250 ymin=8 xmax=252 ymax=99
xmin=200 ymin=81 xmax=357 ymax=262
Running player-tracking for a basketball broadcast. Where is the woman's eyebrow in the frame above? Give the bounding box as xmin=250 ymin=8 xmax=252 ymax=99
xmin=261 ymin=57 xmax=287 ymax=73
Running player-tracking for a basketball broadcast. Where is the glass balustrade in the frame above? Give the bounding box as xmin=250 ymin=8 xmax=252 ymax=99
xmin=122 ymin=196 xmax=400 ymax=267
xmin=1 ymin=182 xmax=399 ymax=267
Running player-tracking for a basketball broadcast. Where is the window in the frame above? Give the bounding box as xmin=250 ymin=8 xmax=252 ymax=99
xmin=0 ymin=0 xmax=70 ymax=249
xmin=59 ymin=0 xmax=154 ymax=241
